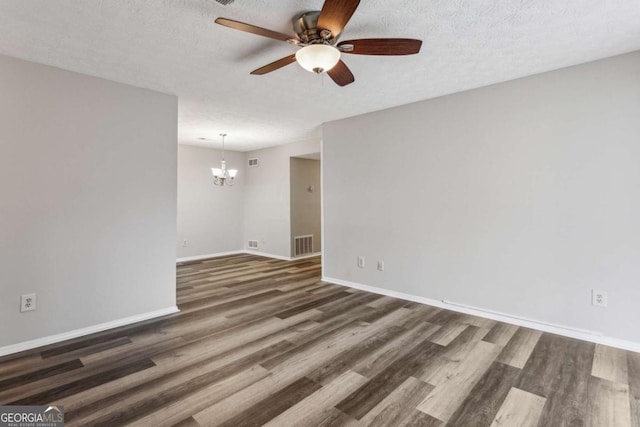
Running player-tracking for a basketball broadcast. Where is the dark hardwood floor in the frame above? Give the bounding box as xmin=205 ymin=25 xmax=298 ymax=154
xmin=0 ymin=254 xmax=638 ymax=426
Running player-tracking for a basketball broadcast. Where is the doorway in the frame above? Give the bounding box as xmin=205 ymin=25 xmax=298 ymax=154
xmin=290 ymin=153 xmax=321 ymax=257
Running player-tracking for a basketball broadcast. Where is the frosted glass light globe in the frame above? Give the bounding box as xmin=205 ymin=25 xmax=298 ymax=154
xmin=295 ymin=45 xmax=341 ymax=74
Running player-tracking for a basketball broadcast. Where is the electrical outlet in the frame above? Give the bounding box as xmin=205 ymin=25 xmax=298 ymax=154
xmin=357 ymin=256 xmax=365 ymax=268
xmin=20 ymin=293 xmax=36 ymax=312
xmin=377 ymin=260 xmax=385 ymax=271
xmin=182 ymin=239 xmax=188 ymax=247
xmin=592 ymin=289 xmax=608 ymax=308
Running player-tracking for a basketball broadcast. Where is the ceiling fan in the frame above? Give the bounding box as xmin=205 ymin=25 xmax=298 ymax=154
xmin=215 ymin=0 xmax=422 ymax=87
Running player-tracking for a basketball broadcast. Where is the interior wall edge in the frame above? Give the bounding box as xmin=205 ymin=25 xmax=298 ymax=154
xmin=243 ymin=250 xmax=322 ymax=262
xmin=322 ymin=276 xmax=640 ymax=353
xmin=176 ymin=250 xmax=246 ymax=263
xmin=177 ymin=250 xmax=322 ymax=263
xmin=0 ymin=306 xmax=180 ymax=357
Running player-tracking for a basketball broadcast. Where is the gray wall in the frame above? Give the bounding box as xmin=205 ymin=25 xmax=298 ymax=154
xmin=290 ymin=158 xmax=321 ymax=254
xmin=0 ymin=55 xmax=178 ymax=348
xmin=177 ymin=145 xmax=245 ymax=259
xmin=243 ymin=140 xmax=320 ymax=258
xmin=323 ymin=51 xmax=640 ymax=343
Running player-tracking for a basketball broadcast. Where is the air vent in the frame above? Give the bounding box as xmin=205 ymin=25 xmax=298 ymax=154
xmin=213 ymin=0 xmax=234 ymax=5
xmin=248 ymin=240 xmax=258 ymax=249
xmin=248 ymin=158 xmax=258 ymax=168
xmin=293 ymin=235 xmax=313 ymax=257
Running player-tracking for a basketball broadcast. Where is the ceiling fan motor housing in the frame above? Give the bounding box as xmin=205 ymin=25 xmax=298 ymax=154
xmin=293 ymin=11 xmax=338 ymax=44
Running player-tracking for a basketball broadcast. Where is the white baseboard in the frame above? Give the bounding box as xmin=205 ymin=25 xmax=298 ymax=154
xmin=322 ymin=276 xmax=640 ymax=353
xmin=177 ymin=250 xmax=245 ymax=263
xmin=243 ymin=250 xmax=321 ymax=261
xmin=178 ymin=250 xmax=321 ymax=263
xmin=0 ymin=306 xmax=180 ymax=357
xmin=243 ymin=249 xmax=292 ymax=261
xmin=291 ymin=252 xmax=322 ymax=260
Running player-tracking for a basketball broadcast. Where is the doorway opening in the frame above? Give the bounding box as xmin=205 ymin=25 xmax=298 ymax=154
xmin=290 ymin=153 xmax=321 ymax=258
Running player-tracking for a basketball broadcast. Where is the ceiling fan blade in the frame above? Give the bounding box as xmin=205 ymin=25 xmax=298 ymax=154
xmin=317 ymin=0 xmax=360 ymax=38
xmin=327 ymin=60 xmax=355 ymax=87
xmin=215 ymin=18 xmax=293 ymax=42
xmin=339 ymin=38 xmax=423 ymax=55
xmin=250 ymin=54 xmax=297 ymax=75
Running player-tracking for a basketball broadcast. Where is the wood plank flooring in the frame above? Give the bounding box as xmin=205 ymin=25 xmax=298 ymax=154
xmin=0 ymin=253 xmax=638 ymax=426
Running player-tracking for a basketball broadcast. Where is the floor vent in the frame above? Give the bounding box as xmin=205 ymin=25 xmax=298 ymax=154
xmin=293 ymin=235 xmax=313 ymax=257
xmin=248 ymin=240 xmax=258 ymax=249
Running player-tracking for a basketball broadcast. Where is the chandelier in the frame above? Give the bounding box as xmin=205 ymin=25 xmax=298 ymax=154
xmin=211 ymin=133 xmax=238 ymax=186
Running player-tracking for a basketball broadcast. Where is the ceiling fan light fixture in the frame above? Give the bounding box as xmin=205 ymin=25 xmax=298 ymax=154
xmin=295 ymin=44 xmax=340 ymax=74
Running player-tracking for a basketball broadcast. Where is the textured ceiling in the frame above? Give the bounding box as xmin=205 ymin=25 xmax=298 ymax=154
xmin=1 ymin=0 xmax=639 ymax=151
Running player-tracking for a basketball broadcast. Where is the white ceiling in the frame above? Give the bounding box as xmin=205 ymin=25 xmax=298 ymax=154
xmin=1 ymin=0 xmax=639 ymax=151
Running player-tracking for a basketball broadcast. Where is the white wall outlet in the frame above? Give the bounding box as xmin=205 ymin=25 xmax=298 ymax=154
xmin=20 ymin=293 xmax=37 ymax=312
xmin=182 ymin=239 xmax=188 ymax=247
xmin=377 ymin=260 xmax=385 ymax=271
xmin=592 ymin=289 xmax=608 ymax=308
xmin=357 ymin=256 xmax=365 ymax=268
